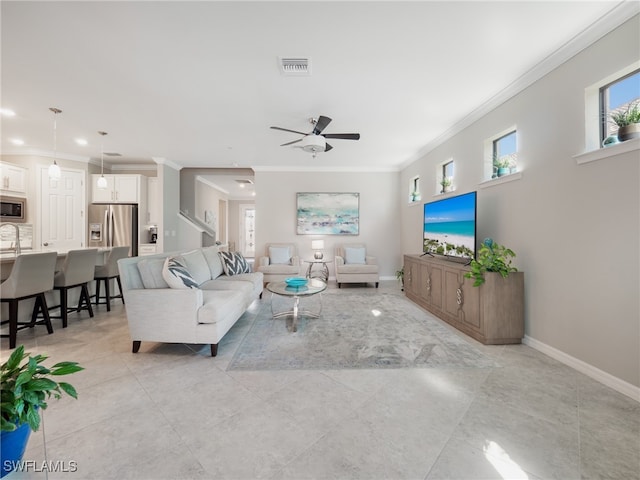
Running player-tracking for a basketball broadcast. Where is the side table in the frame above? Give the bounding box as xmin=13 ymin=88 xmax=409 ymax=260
xmin=304 ymin=259 xmax=332 ymax=282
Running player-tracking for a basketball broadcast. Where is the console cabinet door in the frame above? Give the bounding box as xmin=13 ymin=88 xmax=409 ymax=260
xmin=405 ymin=258 xmax=419 ymax=297
xmin=442 ymin=267 xmax=480 ymax=331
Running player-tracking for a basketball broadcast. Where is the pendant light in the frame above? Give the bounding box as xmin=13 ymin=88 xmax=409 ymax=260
xmin=96 ymin=131 xmax=108 ymax=189
xmin=48 ymin=107 xmax=62 ymax=180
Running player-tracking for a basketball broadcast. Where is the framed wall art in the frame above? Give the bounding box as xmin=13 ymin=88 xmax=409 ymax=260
xmin=296 ymin=192 xmax=359 ymax=235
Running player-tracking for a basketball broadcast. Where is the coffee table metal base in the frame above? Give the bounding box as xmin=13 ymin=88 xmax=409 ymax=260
xmin=266 ymin=279 xmax=327 ymax=333
xmin=270 ymin=295 xmax=323 ymax=332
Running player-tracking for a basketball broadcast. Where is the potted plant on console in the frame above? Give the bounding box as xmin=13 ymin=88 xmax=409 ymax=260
xmin=1 ymin=346 xmax=83 ymax=478
xmin=611 ymin=101 xmax=640 ymax=142
xmin=465 ymin=238 xmax=518 ymax=287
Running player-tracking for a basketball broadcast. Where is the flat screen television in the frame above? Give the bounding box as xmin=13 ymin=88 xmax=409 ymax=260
xmin=423 ymin=191 xmax=477 ymax=261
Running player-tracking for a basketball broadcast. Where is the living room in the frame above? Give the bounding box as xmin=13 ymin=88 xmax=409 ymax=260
xmin=1 ymin=1 xmax=639 ymax=479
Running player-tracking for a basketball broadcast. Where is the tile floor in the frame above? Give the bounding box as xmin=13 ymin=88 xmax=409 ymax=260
xmin=1 ymin=281 xmax=638 ymax=480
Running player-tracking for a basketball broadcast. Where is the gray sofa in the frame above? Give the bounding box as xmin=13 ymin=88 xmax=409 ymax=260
xmin=117 ymin=246 xmax=262 ymax=356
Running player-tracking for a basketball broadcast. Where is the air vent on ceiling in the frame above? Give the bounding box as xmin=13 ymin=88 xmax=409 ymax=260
xmin=235 ymin=179 xmax=254 ymax=185
xmin=104 ymin=152 xmax=122 ymax=157
xmin=279 ymin=57 xmax=311 ymax=75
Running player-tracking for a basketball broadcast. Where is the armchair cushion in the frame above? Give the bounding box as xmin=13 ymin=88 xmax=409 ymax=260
xmin=219 ymin=251 xmax=251 ymax=276
xmin=162 ymin=256 xmax=199 ymax=289
xmin=344 ymin=246 xmax=366 ymax=264
xmin=268 ymin=246 xmax=292 ymax=265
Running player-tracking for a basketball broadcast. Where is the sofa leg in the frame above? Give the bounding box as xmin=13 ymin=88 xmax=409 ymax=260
xmin=132 ymin=341 xmax=141 ymax=353
xmin=338 ymin=283 xmax=341 ymax=288
xmin=376 ymin=282 xmax=379 ymax=288
xmin=211 ymin=344 xmax=218 ymax=357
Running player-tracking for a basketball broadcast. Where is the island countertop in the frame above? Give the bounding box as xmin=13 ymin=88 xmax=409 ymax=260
xmin=0 ymin=247 xmax=112 ymax=280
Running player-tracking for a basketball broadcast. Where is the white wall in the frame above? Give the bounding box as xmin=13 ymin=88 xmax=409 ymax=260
xmin=158 ymin=163 xmax=181 ymax=252
xmin=400 ymin=16 xmax=639 ymax=388
xmin=255 ymin=170 xmax=401 ymax=279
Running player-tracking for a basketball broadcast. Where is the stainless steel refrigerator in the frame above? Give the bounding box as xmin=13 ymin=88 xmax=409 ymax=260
xmin=88 ymin=204 xmax=138 ymax=257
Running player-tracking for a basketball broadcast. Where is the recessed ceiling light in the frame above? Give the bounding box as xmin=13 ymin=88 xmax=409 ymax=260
xmin=75 ymin=138 xmax=88 ymax=146
xmin=10 ymin=138 xmax=24 ymax=145
xmin=0 ymin=108 xmax=16 ymax=117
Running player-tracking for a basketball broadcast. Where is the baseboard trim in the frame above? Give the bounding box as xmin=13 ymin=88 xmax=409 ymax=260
xmin=523 ymin=335 xmax=639 ymax=402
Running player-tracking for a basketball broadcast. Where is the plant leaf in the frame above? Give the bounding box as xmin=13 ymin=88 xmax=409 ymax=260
xmin=58 ymin=382 xmax=78 ymax=399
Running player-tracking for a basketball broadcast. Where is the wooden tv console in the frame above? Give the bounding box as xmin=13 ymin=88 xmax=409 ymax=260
xmin=404 ymin=254 xmax=524 ymax=344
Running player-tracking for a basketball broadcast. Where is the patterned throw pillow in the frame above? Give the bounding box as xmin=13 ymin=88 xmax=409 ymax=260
xmin=218 ymin=251 xmax=251 ymax=276
xmin=162 ymin=256 xmax=199 ymax=289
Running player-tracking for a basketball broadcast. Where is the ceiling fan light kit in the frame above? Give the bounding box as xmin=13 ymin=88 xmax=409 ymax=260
xmin=270 ymin=115 xmax=360 ymax=157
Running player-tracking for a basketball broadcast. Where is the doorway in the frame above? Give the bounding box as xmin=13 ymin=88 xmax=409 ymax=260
xmin=239 ymin=205 xmax=255 ymax=258
xmin=39 ymin=166 xmax=85 ymax=250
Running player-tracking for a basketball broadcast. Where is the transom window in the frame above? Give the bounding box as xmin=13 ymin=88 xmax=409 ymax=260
xmin=493 ymin=130 xmax=517 ymax=177
xmin=600 ymin=69 xmax=640 ymax=144
xmin=439 ymin=160 xmax=454 ymax=193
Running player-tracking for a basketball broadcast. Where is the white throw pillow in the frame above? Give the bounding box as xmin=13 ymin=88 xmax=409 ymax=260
xmin=344 ymin=247 xmax=366 ymax=264
xmin=269 ymin=246 xmax=292 ymax=265
xmin=162 ymin=256 xmax=199 ymax=289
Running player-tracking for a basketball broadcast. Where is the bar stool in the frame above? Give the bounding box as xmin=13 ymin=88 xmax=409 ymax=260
xmin=0 ymin=251 xmax=57 ymax=349
xmin=94 ymin=246 xmax=130 ymax=312
xmin=50 ymin=249 xmax=98 ymax=327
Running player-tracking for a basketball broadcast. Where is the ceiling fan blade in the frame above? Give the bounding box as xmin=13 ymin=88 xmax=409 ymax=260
xmin=270 ymin=126 xmax=308 ymax=135
xmin=324 ymin=143 xmax=333 ymax=152
xmin=312 ymin=116 xmax=332 ymax=135
xmin=280 ymin=139 xmax=302 ymax=146
xmin=323 ymin=133 xmax=361 ymax=140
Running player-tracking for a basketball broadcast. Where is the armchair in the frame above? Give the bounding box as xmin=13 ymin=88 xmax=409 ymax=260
xmin=335 ymin=243 xmax=379 ymax=288
xmin=256 ymin=243 xmax=303 ymax=285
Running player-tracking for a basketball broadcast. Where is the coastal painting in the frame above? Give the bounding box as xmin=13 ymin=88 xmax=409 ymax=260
xmin=297 ymin=192 xmax=359 ymax=235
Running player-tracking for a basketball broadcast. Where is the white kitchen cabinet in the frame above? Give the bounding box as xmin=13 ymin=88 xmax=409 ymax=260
xmin=0 ymin=162 xmax=27 ymax=195
xmin=91 ymin=174 xmax=140 ymax=203
xmin=139 ymin=244 xmax=157 ymax=256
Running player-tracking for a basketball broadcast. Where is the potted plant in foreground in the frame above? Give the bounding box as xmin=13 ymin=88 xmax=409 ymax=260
xmin=610 ymin=101 xmax=640 ymax=142
xmin=464 ymin=238 xmax=518 ymax=287
xmin=1 ymin=346 xmax=83 ymax=478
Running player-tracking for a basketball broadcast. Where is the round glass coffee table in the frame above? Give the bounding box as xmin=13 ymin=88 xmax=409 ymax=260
xmin=266 ymin=278 xmax=327 ymax=332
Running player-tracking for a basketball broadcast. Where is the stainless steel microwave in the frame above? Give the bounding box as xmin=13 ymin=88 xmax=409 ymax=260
xmin=0 ymin=196 xmax=26 ymax=222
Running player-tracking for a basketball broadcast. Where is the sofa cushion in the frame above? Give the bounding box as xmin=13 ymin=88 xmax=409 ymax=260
xmin=181 ymin=249 xmax=212 ymax=285
xmin=137 ymin=258 xmax=169 ymax=289
xmin=219 ymin=251 xmax=251 ymax=276
xmin=344 ymin=246 xmax=366 ymax=264
xmin=162 ymin=256 xmax=199 ymax=289
xmin=202 ymin=246 xmax=224 ymax=279
xmin=212 ymin=272 xmax=263 ymax=298
xmin=198 ymin=290 xmax=246 ymax=324
xmin=268 ymin=246 xmax=291 ymax=265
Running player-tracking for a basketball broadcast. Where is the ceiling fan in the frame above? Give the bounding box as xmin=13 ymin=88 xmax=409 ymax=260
xmin=270 ymin=116 xmax=360 ymax=157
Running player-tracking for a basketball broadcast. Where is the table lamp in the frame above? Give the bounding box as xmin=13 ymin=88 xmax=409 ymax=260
xmin=311 ymin=240 xmax=325 ymax=260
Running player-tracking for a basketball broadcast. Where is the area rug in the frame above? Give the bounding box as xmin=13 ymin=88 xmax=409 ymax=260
xmin=227 ymin=291 xmax=497 ymax=370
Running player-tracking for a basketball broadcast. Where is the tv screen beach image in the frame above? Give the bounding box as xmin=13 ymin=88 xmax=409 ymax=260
xmin=424 ymin=192 xmax=476 ymax=258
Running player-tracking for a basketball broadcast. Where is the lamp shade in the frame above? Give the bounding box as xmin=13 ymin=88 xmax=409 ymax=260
xmin=311 ymin=240 xmax=324 ymax=250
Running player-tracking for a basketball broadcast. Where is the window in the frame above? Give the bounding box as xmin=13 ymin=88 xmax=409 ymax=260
xmin=492 ymin=130 xmax=517 ymax=178
xmin=409 ymin=175 xmax=421 ymax=203
xmin=438 ymin=160 xmax=454 ymax=193
xmin=600 ymin=69 xmax=640 ymax=145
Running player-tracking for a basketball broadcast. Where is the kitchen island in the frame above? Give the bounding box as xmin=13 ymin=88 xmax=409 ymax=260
xmin=1 ymin=247 xmax=115 ymax=328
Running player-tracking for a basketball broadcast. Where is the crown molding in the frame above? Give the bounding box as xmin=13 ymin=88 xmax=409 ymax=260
xmin=152 ymin=156 xmax=183 ymax=171
xmin=399 ymin=1 xmax=640 ymax=171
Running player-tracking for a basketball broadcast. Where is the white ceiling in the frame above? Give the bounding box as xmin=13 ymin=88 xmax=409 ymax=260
xmin=1 ymin=1 xmax=636 ymax=172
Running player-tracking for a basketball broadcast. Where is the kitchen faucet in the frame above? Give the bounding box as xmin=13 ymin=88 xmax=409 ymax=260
xmin=0 ymin=223 xmax=21 ymax=255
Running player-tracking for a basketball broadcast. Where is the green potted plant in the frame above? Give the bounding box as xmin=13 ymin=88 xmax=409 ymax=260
xmin=1 ymin=346 xmax=83 ymax=477
xmin=439 ymin=176 xmax=452 ymax=193
xmin=493 ymin=154 xmax=512 ymax=177
xmin=610 ymin=101 xmax=640 ymax=142
xmin=395 ymin=266 xmax=404 ymax=291
xmin=464 ymin=238 xmax=518 ymax=287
